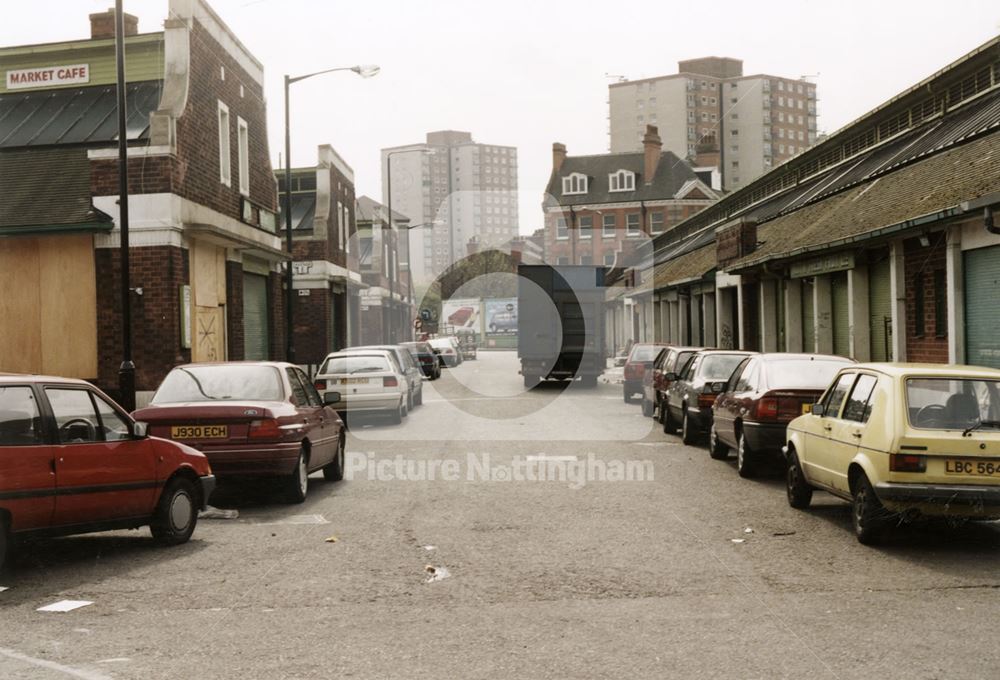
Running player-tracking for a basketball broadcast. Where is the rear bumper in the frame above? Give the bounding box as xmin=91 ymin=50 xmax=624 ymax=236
xmin=198 ymin=442 xmax=301 ymax=478
xmin=875 ymin=482 xmax=1000 ymax=507
xmin=198 ymin=474 xmax=217 ymax=509
xmin=623 ymin=380 xmax=642 ymax=397
xmin=741 ymin=421 xmax=787 ymax=455
xmin=330 ymin=393 xmax=402 ymax=413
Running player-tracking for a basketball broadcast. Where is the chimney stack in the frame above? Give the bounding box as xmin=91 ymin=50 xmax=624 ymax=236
xmin=90 ymin=9 xmax=138 ymax=40
xmin=643 ymin=125 xmax=662 ymax=185
xmin=552 ymin=142 xmax=567 ymax=173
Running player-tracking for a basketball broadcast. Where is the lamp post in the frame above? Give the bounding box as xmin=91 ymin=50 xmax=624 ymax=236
xmin=113 ymin=0 xmax=135 ymax=411
xmin=384 ymin=148 xmax=435 ymax=342
xmin=398 ymin=220 xmax=443 ymax=337
xmin=283 ymin=64 xmax=379 ymax=363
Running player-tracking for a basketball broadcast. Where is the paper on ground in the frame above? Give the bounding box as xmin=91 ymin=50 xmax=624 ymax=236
xmin=37 ymin=600 xmax=93 ymax=612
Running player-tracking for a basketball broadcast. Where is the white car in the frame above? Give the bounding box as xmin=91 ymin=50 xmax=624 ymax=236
xmin=429 ymin=337 xmax=462 ymax=367
xmin=315 ymin=350 xmax=409 ymax=424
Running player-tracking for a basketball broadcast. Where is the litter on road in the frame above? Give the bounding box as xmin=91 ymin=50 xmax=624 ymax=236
xmin=200 ymin=506 xmax=239 ymax=520
xmin=730 ymin=539 xmax=746 ymax=544
xmin=425 ymin=565 xmax=451 ymax=582
xmin=324 ymin=535 xmax=338 ymax=543
xmin=37 ymin=600 xmax=93 ymax=612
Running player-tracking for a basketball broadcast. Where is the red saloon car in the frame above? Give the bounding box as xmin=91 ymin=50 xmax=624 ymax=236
xmin=134 ymin=362 xmax=345 ymax=503
xmin=0 ymin=374 xmax=215 ymax=570
xmin=623 ymin=343 xmax=669 ymax=404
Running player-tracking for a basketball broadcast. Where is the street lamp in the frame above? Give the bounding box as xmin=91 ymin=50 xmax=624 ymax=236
xmin=385 ymin=147 xmax=435 ymax=342
xmin=283 ymin=63 xmax=379 ymax=363
xmin=399 ymin=220 xmax=444 ymax=319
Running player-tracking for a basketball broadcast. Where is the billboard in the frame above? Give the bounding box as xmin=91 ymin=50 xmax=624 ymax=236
xmin=441 ymin=297 xmax=480 ymax=331
xmin=484 ymin=298 xmax=518 ymax=335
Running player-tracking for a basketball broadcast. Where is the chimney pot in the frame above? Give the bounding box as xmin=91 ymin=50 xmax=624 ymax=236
xmin=552 ymin=142 xmax=567 ymax=173
xmin=642 ymin=125 xmax=662 ymax=185
xmin=90 ymin=9 xmax=138 ymax=40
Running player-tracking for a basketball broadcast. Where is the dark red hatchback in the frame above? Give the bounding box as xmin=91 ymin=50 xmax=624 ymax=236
xmin=134 ymin=362 xmax=345 ymax=503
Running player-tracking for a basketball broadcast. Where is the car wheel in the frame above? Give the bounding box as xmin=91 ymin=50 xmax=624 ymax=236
xmin=681 ymin=409 xmax=699 ymax=446
xmin=641 ymin=397 xmax=654 ymax=418
xmin=150 ymin=477 xmax=199 ymax=545
xmin=0 ymin=515 xmax=9 ymax=572
xmin=786 ymin=450 xmax=813 ymax=509
xmin=736 ymin=433 xmax=756 ymax=478
xmin=852 ymin=473 xmax=891 ymax=545
xmin=709 ymin=423 xmax=729 ymax=460
xmin=407 ymin=393 xmax=414 ymax=412
xmin=389 ymin=401 xmax=405 ymax=425
xmin=323 ymin=435 xmax=346 ymax=482
xmin=284 ymin=448 xmax=309 ymax=504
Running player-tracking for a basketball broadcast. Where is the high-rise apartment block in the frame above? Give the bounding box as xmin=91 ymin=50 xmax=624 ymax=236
xmin=609 ymin=57 xmax=817 ymax=191
xmin=382 ymin=131 xmax=518 ymax=286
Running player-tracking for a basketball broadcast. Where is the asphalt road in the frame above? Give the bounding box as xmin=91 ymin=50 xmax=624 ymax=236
xmin=2 ymin=351 xmax=1000 ymax=679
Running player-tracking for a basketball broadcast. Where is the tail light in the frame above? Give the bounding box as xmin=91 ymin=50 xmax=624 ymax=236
xmin=756 ymin=397 xmax=779 ymax=421
xmin=890 ymin=454 xmax=926 ymax=473
xmin=754 ymin=392 xmax=808 ymax=423
xmin=698 ymin=386 xmax=718 ymax=409
xmin=249 ymin=418 xmax=282 ymax=439
xmin=314 ymin=379 xmax=327 ymax=391
xmin=624 ymin=364 xmax=643 ymax=380
xmin=383 ymin=376 xmax=399 ymax=387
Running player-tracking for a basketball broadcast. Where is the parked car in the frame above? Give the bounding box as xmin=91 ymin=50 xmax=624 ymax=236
xmin=402 ymin=341 xmax=441 ymax=380
xmin=642 ymin=346 xmax=703 ymax=421
xmin=314 ymin=351 xmax=409 ymax=424
xmin=710 ymin=353 xmax=854 ymax=477
xmin=785 ymin=363 xmax=1000 ymax=545
xmin=663 ymin=350 xmax=754 ymax=444
xmin=134 ymin=362 xmax=344 ymax=504
xmin=429 ymin=337 xmax=462 ymax=367
xmin=343 ymin=345 xmax=424 ymax=408
xmin=623 ymin=343 xmax=669 ymax=404
xmin=0 ymin=374 xmax=216 ymax=569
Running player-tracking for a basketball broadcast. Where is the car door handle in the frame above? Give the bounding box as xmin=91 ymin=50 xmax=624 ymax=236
xmin=851 ymin=432 xmax=862 ymax=438
xmin=822 ymin=424 xmax=833 ymax=431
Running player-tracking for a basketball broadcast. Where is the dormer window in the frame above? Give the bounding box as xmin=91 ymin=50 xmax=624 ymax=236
xmin=609 ymin=169 xmax=635 ymax=192
xmin=562 ymin=172 xmax=588 ymax=195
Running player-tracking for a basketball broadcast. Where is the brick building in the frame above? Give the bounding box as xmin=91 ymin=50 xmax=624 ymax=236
xmin=279 ymin=146 xmax=364 ymax=369
xmin=355 ymin=196 xmax=412 ymax=344
xmin=645 ymin=35 xmax=1000 ymax=369
xmin=0 ymin=1 xmax=285 ymax=404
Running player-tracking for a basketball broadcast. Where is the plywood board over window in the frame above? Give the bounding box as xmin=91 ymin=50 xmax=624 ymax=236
xmin=0 ymin=234 xmax=98 ymax=378
xmin=189 ymin=239 xmax=228 ymax=363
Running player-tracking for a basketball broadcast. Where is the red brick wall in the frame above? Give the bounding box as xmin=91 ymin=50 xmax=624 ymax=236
xmin=904 ymin=233 xmax=948 ymax=364
xmin=226 ymin=261 xmax=245 ymax=361
xmin=294 ymin=288 xmax=331 ymax=367
xmin=268 ymin=271 xmax=286 ymax=361
xmin=91 ymin=155 xmax=173 ymax=196
xmin=96 ymin=246 xmax=191 ymax=396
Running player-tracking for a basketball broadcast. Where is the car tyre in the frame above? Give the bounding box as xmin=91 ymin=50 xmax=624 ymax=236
xmin=736 ymin=433 xmax=756 ymax=478
xmin=708 ymin=423 xmax=729 ymax=460
xmin=641 ymin=397 xmax=654 ymax=418
xmin=150 ymin=477 xmax=199 ymax=545
xmin=681 ymin=409 xmax=699 ymax=446
xmin=785 ymin=451 xmax=813 ymax=509
xmin=284 ymin=448 xmax=309 ymax=504
xmin=853 ymin=473 xmax=891 ymax=545
xmin=323 ymin=435 xmax=346 ymax=482
xmin=389 ymin=402 xmax=404 ymax=425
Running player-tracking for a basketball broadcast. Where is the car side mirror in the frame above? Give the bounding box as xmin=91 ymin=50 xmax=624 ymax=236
xmin=811 ymin=404 xmax=825 ymax=416
xmin=664 ymin=372 xmax=677 ymax=381
xmin=132 ymin=421 xmax=149 ymax=439
xmin=323 ymin=391 xmax=342 ymax=406
xmin=711 ymin=382 xmax=727 ymax=394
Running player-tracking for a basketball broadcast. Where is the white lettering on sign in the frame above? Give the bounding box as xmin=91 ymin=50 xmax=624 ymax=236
xmin=6 ymin=64 xmax=90 ymax=90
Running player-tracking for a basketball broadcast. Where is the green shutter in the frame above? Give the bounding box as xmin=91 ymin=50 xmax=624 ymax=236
xmin=801 ymin=279 xmax=815 ymax=352
xmin=965 ymin=246 xmax=1000 ymax=369
xmin=243 ymin=273 xmax=269 ymax=360
xmin=868 ymin=258 xmax=892 ymax=361
xmin=831 ymin=272 xmax=850 ymax=357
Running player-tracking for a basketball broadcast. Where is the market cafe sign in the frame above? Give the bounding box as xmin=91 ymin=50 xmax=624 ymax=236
xmin=6 ymin=64 xmax=90 ymax=89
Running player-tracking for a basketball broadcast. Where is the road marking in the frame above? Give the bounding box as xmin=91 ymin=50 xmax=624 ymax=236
xmin=96 ymin=658 xmax=131 ymax=664
xmin=252 ymin=514 xmax=329 ymax=526
xmin=0 ymin=648 xmax=111 ymax=680
xmin=37 ymin=600 xmax=93 ymax=613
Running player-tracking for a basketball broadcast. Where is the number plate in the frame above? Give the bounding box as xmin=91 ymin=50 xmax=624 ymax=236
xmin=944 ymin=459 xmax=1000 ymax=477
xmin=171 ymin=425 xmax=228 ymax=439
xmin=339 ymin=377 xmax=370 ymax=385
xmin=801 ymin=403 xmax=812 ymax=414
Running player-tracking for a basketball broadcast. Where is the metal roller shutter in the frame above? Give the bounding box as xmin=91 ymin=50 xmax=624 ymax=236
xmin=831 ymin=271 xmax=850 ymax=357
xmin=802 ymin=279 xmax=815 ymax=352
xmin=965 ymin=245 xmax=1000 ymax=368
xmin=243 ymin=273 xmax=269 ymax=360
xmin=868 ymin=258 xmax=892 ymax=361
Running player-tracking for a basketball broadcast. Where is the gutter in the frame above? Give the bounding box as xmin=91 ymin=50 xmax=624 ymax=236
xmin=0 ymin=221 xmax=114 ymax=238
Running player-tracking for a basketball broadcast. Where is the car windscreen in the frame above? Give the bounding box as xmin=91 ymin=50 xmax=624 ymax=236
xmin=152 ymin=365 xmax=283 ymax=404
xmin=905 ymin=378 xmax=1000 ymax=430
xmin=766 ymin=359 xmax=852 ymax=389
xmin=321 ymin=355 xmax=392 ymax=375
xmin=629 ymin=345 xmax=660 ymax=362
xmin=698 ymin=354 xmax=748 ymax=381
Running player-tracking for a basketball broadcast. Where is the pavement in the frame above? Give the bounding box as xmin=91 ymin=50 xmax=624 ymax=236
xmin=1 ymin=351 xmax=999 ymax=679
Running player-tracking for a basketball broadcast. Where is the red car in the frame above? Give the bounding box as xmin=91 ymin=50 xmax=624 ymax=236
xmin=0 ymin=374 xmax=215 ymax=570
xmin=623 ymin=343 xmax=668 ymax=404
xmin=134 ymin=362 xmax=345 ymax=504
xmin=642 ymin=346 xmax=703 ymax=420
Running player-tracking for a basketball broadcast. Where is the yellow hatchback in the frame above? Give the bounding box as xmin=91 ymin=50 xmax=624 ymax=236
xmin=783 ymin=363 xmax=1000 ymax=544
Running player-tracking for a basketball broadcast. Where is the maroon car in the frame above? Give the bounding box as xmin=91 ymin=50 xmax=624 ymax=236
xmin=134 ymin=362 xmax=345 ymax=503
xmin=623 ymin=343 xmax=668 ymax=404
xmin=642 ymin=346 xmax=703 ymax=421
xmin=710 ymin=353 xmax=854 ymax=478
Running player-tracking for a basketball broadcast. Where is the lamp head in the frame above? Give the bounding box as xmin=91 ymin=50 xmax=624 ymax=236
xmin=352 ymin=64 xmax=381 ymax=78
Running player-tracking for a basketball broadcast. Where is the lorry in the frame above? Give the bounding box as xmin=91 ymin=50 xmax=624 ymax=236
xmin=517 ymin=265 xmax=606 ymax=388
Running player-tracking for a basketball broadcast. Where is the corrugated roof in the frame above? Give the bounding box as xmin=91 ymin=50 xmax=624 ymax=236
xmin=0 ymin=147 xmax=112 ymax=234
xmin=0 ymin=81 xmax=161 ymax=148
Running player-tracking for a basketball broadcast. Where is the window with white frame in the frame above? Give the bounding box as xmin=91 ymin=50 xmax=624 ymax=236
xmin=602 ymin=213 xmax=616 ymax=237
xmin=649 ymin=211 xmax=664 ymax=234
xmin=337 ymin=201 xmax=345 ymax=249
xmin=562 ymin=172 xmax=588 ymax=195
xmin=609 ymin=170 xmax=635 ymax=192
xmin=343 ymin=203 xmax=351 ymax=253
xmin=217 ymin=101 xmax=231 ymax=186
xmin=556 ymin=256 xmax=569 ymax=265
xmin=603 ymin=253 xmax=615 ymax=266
xmin=579 ymin=215 xmax=592 ymax=239
xmin=556 ymin=216 xmax=568 ymax=240
xmin=237 ymin=116 xmax=249 ymax=196
xmin=626 ymin=213 xmax=640 ymax=235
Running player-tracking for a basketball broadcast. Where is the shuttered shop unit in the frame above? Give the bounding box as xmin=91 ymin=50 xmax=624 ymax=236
xmin=964 ymin=245 xmax=1000 ymax=369
xmin=868 ymin=258 xmax=892 ymax=361
xmin=831 ymin=271 xmax=850 ymax=357
xmin=243 ymin=273 xmax=269 ymax=360
xmin=801 ymin=279 xmax=815 ymax=352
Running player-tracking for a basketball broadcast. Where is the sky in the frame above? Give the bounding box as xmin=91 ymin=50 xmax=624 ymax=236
xmin=3 ymin=1 xmax=999 ymax=234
